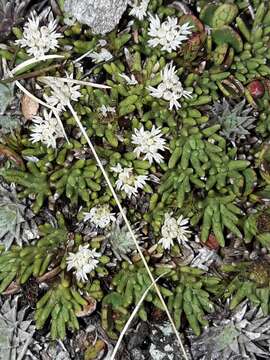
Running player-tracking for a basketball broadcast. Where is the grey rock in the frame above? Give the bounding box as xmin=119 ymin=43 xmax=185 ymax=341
xmin=64 ymin=0 xmax=128 ymax=34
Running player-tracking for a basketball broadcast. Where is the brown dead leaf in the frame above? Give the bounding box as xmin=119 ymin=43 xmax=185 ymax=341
xmin=2 ymin=281 xmax=21 ymax=295
xmin=36 ymin=266 xmax=61 ymax=283
xmin=0 ymin=145 xmax=25 ymax=169
xmin=21 ymin=94 xmax=39 ymax=120
xmin=76 ymin=296 xmax=97 ymax=317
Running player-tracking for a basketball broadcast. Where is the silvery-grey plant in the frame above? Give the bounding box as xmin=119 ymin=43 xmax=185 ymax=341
xmin=190 ymin=301 xmax=270 ymax=359
xmin=0 ymin=184 xmax=37 ymax=250
xmin=0 ymin=296 xmax=35 ymax=360
xmin=210 ymin=98 xmax=256 ymax=142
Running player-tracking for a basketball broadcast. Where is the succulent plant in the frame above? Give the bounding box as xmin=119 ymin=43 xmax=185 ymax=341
xmin=35 ymin=280 xmax=86 ymax=340
xmin=0 ymin=296 xmax=35 ymax=360
xmin=190 ymin=301 xmax=270 ymax=360
xmin=0 ymin=162 xmax=51 ymax=213
xmin=222 ymin=260 xmax=270 ymax=315
xmin=190 ymin=193 xmax=243 ymax=247
xmin=0 ymin=183 xmax=36 ymax=250
xmin=162 ymin=266 xmax=221 ymax=336
xmin=244 ymin=207 xmax=270 ymax=248
xmin=209 ymin=99 xmax=256 ymax=142
xmin=0 ymin=212 xmax=68 ymax=293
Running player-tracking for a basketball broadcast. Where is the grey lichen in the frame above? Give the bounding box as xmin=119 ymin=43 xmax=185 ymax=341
xmin=64 ymin=0 xmax=128 ymax=34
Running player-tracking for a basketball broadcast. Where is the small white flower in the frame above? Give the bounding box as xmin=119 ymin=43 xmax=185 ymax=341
xmin=131 ymin=125 xmax=167 ymax=164
xmin=66 ymin=245 xmax=101 ymax=282
xmin=147 ymin=14 xmax=193 ymax=53
xmin=129 ymin=0 xmax=150 ymax=20
xmin=88 ymin=48 xmax=113 ymax=63
xmin=159 ymin=213 xmax=191 ymax=250
xmin=16 ymin=12 xmax=62 ymax=58
xmin=84 ymin=204 xmax=116 ymax=229
xmin=98 ymin=39 xmax=108 ymax=47
xmin=99 ymin=105 xmax=116 ymax=117
xmin=30 ymin=109 xmax=64 ymax=148
xmin=43 ymin=73 xmax=81 ymax=111
xmin=119 ymin=73 xmax=138 ymax=85
xmin=147 ymin=62 xmax=192 ymax=110
xmin=111 ymin=163 xmax=148 ymax=198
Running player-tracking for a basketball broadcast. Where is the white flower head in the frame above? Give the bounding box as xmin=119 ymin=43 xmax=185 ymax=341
xmin=84 ymin=204 xmax=116 ymax=229
xmin=16 ymin=12 xmax=62 ymax=58
xmin=30 ymin=109 xmax=64 ymax=148
xmin=129 ymin=0 xmax=150 ymax=20
xmin=88 ymin=48 xmax=113 ymax=63
xmin=159 ymin=213 xmax=191 ymax=250
xmin=119 ymin=73 xmax=138 ymax=85
xmin=43 ymin=73 xmax=81 ymax=111
xmin=131 ymin=125 xmax=167 ymax=164
xmin=67 ymin=245 xmax=101 ymax=282
xmin=147 ymin=62 xmax=192 ymax=110
xmin=111 ymin=163 xmax=148 ymax=198
xmin=147 ymin=14 xmax=193 ymax=53
xmin=99 ymin=105 xmax=116 ymax=117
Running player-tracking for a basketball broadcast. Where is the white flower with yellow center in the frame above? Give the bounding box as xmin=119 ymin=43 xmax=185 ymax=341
xmin=84 ymin=205 xmax=116 ymax=229
xmin=131 ymin=125 xmax=167 ymax=164
xmin=16 ymin=12 xmax=62 ymax=58
xmin=66 ymin=245 xmax=101 ymax=282
xmin=111 ymin=163 xmax=148 ymax=198
xmin=159 ymin=213 xmax=191 ymax=250
xmin=147 ymin=62 xmax=192 ymax=110
xmin=147 ymin=14 xmax=193 ymax=53
xmin=30 ymin=109 xmax=64 ymax=148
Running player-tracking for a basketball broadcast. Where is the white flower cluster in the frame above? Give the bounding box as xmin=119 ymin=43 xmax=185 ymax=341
xmin=131 ymin=125 xmax=167 ymax=164
xmin=147 ymin=14 xmax=193 ymax=53
xmin=129 ymin=0 xmax=150 ymax=20
xmin=16 ymin=12 xmax=62 ymax=58
xmin=84 ymin=204 xmax=116 ymax=228
xmin=111 ymin=163 xmax=148 ymax=198
xmin=30 ymin=110 xmax=64 ymax=148
xmin=42 ymin=74 xmax=81 ymax=112
xmin=147 ymin=62 xmax=192 ymax=110
xmin=159 ymin=213 xmax=191 ymax=250
xmin=29 ymin=74 xmax=81 ymax=147
xmin=66 ymin=245 xmax=101 ymax=282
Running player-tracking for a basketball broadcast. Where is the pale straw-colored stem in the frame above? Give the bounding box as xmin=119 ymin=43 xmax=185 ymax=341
xmin=11 ymin=55 xmax=64 ymax=75
xmin=38 ymin=76 xmax=111 ymax=89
